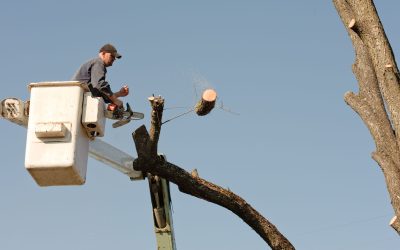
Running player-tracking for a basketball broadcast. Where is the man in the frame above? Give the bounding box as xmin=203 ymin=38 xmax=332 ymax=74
xmin=72 ymin=43 xmax=129 ymax=107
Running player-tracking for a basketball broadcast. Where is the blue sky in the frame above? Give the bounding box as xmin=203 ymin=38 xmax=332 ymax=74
xmin=1 ymin=1 xmax=400 ymax=249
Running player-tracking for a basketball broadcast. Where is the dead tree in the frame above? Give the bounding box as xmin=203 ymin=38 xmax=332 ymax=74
xmin=333 ymin=0 xmax=400 ymax=233
xmin=131 ymin=96 xmax=295 ymax=250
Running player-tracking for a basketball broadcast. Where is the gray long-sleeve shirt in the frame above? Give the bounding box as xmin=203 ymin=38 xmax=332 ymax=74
xmin=71 ymin=57 xmax=113 ymax=97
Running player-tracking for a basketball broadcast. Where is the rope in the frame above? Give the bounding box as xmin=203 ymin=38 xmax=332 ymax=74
xmin=163 ymin=106 xmax=191 ymax=110
xmin=162 ymin=108 xmax=194 ymax=125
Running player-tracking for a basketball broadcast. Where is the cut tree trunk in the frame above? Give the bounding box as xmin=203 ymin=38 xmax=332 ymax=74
xmin=195 ymin=89 xmax=217 ymax=116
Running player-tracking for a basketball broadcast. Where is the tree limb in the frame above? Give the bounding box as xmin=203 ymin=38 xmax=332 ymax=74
xmin=342 ymin=0 xmax=400 ymax=145
xmin=132 ymin=96 xmax=295 ymax=249
xmin=371 ymin=151 xmax=400 ymax=234
xmin=335 ymin=0 xmax=396 ymax=154
xmin=343 ymin=91 xmax=386 ymax=146
xmin=334 ymin=0 xmax=400 ymax=234
xmin=148 ymin=96 xmax=164 ymax=156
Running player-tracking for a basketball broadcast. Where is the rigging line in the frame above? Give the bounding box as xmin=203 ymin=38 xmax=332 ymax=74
xmin=219 ymin=100 xmax=240 ymax=116
xmin=163 ymin=106 xmax=191 ymax=110
xmin=218 ymin=106 xmax=240 ymax=116
xmin=193 ymin=82 xmax=199 ymax=99
xmin=162 ymin=108 xmax=194 ymax=125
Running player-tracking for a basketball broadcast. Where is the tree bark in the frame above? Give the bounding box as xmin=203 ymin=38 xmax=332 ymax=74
xmin=132 ymin=96 xmax=295 ymax=249
xmin=333 ymin=0 xmax=400 ymax=234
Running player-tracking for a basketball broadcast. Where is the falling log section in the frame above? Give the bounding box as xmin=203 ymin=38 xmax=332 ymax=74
xmin=195 ymin=89 xmax=217 ymax=116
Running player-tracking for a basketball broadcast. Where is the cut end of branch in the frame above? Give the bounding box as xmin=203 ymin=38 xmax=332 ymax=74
xmin=343 ymin=91 xmax=356 ymax=104
xmin=148 ymin=95 xmax=165 ymax=112
xmin=348 ymin=18 xmax=356 ymax=29
xmin=148 ymin=95 xmax=164 ymax=103
xmin=390 ymin=216 xmax=400 ymax=234
xmin=191 ymin=168 xmax=199 ymax=178
xmin=390 ymin=216 xmax=397 ymax=225
xmin=202 ymin=89 xmax=217 ymax=102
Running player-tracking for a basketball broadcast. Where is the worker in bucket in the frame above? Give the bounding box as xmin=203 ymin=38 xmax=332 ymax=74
xmin=72 ymin=43 xmax=129 ymax=107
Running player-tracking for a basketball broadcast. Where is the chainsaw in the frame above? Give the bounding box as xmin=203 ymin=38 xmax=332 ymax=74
xmin=104 ymin=103 xmax=144 ymax=128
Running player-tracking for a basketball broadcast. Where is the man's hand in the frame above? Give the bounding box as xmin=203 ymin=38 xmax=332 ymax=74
xmin=109 ymin=85 xmax=129 ymax=108
xmin=117 ymin=85 xmax=129 ymax=97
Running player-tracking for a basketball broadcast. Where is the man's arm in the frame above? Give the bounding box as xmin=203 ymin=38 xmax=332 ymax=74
xmin=114 ymin=85 xmax=129 ymax=98
xmin=108 ymin=85 xmax=129 ymax=107
xmin=90 ymin=60 xmax=129 ymax=107
xmin=90 ymin=60 xmax=120 ymax=106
